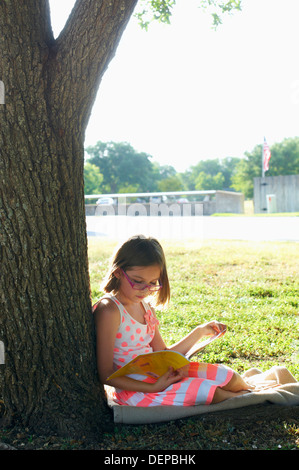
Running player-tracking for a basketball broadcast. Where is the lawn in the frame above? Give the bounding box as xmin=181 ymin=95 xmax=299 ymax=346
xmin=87 ymin=237 xmax=299 ymax=451
xmin=89 ymin=238 xmax=299 ymax=380
xmin=2 ymin=238 xmax=298 ymax=450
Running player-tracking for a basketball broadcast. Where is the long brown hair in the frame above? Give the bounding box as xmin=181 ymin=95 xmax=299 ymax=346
xmin=102 ymin=235 xmax=170 ymax=306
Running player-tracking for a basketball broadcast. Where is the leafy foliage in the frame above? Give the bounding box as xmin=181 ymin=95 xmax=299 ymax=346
xmin=85 ymin=136 xmax=299 ymax=198
xmin=231 ymin=137 xmax=299 ymax=198
xmin=135 ymin=0 xmax=243 ymax=29
xmin=84 ymin=162 xmax=103 ymax=195
xmin=85 ymin=141 xmax=157 ymax=193
xmin=85 ymin=141 xmax=181 ymax=194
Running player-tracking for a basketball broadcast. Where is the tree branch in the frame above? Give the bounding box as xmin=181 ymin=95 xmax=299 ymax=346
xmin=49 ymin=0 xmax=138 ymax=134
xmin=0 ymin=0 xmax=54 ymax=99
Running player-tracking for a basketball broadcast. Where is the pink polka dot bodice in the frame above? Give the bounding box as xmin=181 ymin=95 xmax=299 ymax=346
xmin=106 ymin=295 xmax=159 ymax=371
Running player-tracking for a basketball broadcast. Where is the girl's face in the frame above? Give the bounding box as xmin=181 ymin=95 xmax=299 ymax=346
xmin=116 ymin=264 xmax=161 ymax=304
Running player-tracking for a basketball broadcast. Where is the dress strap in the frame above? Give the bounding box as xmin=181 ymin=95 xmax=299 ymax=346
xmin=92 ymin=294 xmax=121 ymax=313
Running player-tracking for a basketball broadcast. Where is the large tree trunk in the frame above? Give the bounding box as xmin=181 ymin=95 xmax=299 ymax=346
xmin=0 ymin=0 xmax=138 ymax=437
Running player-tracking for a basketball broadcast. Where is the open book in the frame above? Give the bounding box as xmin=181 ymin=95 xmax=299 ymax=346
xmin=107 ymin=331 xmax=223 ymax=381
xmin=185 ymin=331 xmax=223 ymax=360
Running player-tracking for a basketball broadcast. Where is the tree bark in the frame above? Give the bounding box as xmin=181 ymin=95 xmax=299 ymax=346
xmin=0 ymin=0 xmax=138 ymax=437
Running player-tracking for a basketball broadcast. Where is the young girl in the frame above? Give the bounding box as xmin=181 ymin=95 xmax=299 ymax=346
xmin=93 ymin=234 xmax=252 ymax=407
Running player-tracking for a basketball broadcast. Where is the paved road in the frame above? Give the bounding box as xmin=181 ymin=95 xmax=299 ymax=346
xmin=86 ymin=215 xmax=299 ymax=242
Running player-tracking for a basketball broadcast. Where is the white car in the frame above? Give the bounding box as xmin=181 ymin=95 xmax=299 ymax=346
xmin=96 ymin=197 xmax=115 ymax=205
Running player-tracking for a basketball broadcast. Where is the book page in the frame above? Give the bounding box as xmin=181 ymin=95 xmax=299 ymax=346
xmin=185 ymin=331 xmax=223 ymax=359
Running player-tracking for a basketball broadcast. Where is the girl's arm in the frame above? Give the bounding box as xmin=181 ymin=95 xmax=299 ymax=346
xmin=150 ymin=311 xmax=226 ymax=357
xmin=168 ymin=321 xmax=227 ymax=356
xmin=94 ymin=300 xmax=182 ymax=393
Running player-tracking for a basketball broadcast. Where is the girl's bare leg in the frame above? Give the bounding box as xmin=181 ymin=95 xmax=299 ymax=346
xmin=211 ymin=372 xmax=253 ymax=404
xmin=211 ymin=387 xmax=249 ymax=404
xmin=221 ymin=371 xmax=253 ymax=392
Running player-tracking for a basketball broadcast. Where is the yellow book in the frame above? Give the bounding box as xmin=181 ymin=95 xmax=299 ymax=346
xmin=107 ymin=350 xmax=189 ymax=380
xmin=107 ymin=332 xmax=222 ymax=381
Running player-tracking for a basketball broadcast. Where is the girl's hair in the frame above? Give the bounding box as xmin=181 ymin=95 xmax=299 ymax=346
xmin=102 ymin=234 xmax=170 ymax=306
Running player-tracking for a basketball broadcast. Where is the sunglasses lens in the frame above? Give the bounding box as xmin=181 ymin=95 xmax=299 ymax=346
xmin=133 ymin=284 xmax=161 ymax=291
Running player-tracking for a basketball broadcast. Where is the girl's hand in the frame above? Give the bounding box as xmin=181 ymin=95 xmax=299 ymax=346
xmin=151 ymin=367 xmax=183 ymax=392
xmin=200 ymin=320 xmax=227 ymax=337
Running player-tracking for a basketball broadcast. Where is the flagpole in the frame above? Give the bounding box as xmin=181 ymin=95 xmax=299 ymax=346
xmin=262 ymin=137 xmax=265 ymax=178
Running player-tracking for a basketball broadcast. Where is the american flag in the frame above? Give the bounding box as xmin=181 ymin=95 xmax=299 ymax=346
xmin=263 ymin=137 xmax=271 ymax=172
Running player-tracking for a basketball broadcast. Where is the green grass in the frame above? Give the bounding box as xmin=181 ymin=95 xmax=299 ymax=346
xmin=89 ymin=238 xmax=299 ymax=379
xmin=1 ymin=238 xmax=298 ymax=450
xmin=85 ymin=238 xmax=299 ymax=450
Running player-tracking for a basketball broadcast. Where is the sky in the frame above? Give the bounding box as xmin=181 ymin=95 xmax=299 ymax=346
xmin=49 ymin=0 xmax=299 ymax=172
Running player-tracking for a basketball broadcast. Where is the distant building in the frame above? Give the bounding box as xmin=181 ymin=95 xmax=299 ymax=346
xmin=253 ymin=175 xmax=299 ymax=213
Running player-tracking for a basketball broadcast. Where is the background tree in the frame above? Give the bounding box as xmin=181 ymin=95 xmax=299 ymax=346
xmin=83 ymin=136 xmax=299 ymax=203
xmin=0 ymin=0 xmax=243 ymax=438
xmin=157 ymin=174 xmax=185 ymax=192
xmin=220 ymin=157 xmax=242 ymax=189
xmin=231 ymin=137 xmax=299 ymax=198
xmin=86 ymin=142 xmax=185 ymax=194
xmin=84 ymin=162 xmax=104 ymax=197
xmin=269 ymin=137 xmax=299 ymax=176
xmin=195 ymin=171 xmax=225 ymax=190
xmin=231 ymin=156 xmax=260 ymax=199
xmin=86 ymin=141 xmax=156 ymax=193
xmin=181 ymin=157 xmax=241 ymax=192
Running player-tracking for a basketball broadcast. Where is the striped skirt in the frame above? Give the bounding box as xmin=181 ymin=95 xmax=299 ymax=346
xmin=113 ymin=362 xmax=234 ymax=407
